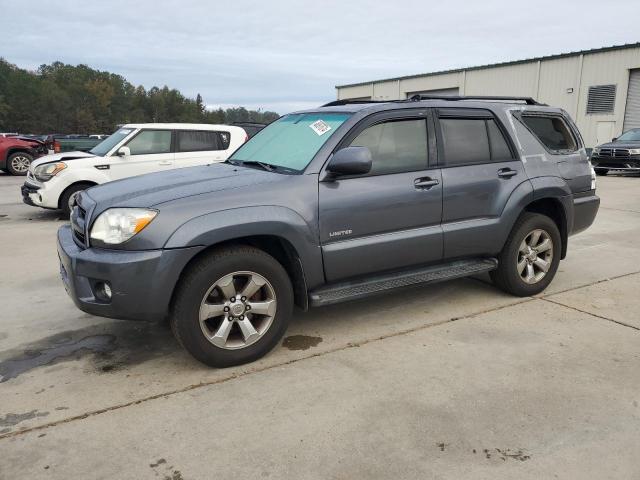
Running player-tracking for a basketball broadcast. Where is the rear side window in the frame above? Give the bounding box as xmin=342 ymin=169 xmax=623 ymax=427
xmin=439 ymin=117 xmax=514 ymax=165
xmin=126 ymin=130 xmax=172 ymax=155
xmin=177 ymin=130 xmax=229 ymax=152
xmin=521 ymin=115 xmax=577 ymax=152
xmin=349 ymin=119 xmax=428 ymax=175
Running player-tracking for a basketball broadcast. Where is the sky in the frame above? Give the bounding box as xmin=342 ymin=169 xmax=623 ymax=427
xmin=2 ymin=0 xmax=639 ymax=114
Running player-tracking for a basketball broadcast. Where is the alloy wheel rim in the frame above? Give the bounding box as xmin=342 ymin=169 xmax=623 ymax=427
xmin=199 ymin=271 xmax=277 ymax=350
xmin=517 ymin=229 xmax=553 ymax=284
xmin=11 ymin=155 xmax=30 ymax=173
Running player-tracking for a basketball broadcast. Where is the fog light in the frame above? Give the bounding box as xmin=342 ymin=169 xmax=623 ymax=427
xmin=96 ymin=281 xmax=112 ymax=301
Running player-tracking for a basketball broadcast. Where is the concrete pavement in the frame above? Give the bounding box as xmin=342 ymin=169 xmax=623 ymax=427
xmin=1 ymin=172 xmax=639 ymax=479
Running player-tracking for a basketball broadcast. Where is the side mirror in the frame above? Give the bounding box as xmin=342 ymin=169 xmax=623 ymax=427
xmin=116 ymin=146 xmax=131 ymax=157
xmin=324 ymin=146 xmax=372 ymax=179
xmin=611 ymin=137 xmax=618 ymax=142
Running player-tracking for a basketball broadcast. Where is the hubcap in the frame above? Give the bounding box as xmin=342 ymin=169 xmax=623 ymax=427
xmin=10 ymin=155 xmax=30 ymax=173
xmin=517 ymin=229 xmax=553 ymax=284
xmin=199 ymin=271 xmax=277 ymax=350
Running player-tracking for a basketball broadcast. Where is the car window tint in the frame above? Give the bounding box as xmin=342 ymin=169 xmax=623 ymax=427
xmin=521 ymin=115 xmax=577 ymax=152
xmin=177 ymin=130 xmax=223 ymax=152
xmin=440 ymin=118 xmax=490 ymax=165
xmin=126 ymin=130 xmax=171 ymax=155
xmin=349 ymin=119 xmax=428 ymax=175
xmin=486 ymin=119 xmax=513 ymax=161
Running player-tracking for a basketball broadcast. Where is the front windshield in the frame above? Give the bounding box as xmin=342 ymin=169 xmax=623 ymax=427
xmin=89 ymin=127 xmax=135 ymax=156
xmin=229 ymin=112 xmax=351 ymax=171
xmin=616 ymin=129 xmax=640 ymax=142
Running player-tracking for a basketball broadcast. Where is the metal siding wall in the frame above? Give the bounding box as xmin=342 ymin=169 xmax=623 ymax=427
xmin=623 ymin=69 xmax=640 ymax=131
xmin=577 ymin=48 xmax=640 ymax=146
xmin=336 ymin=46 xmax=640 ymax=146
xmin=464 ymin=63 xmax=538 ymax=96
xmin=399 ymin=72 xmax=463 ymax=99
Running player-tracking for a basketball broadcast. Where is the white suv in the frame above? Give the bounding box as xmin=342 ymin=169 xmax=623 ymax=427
xmin=22 ymin=123 xmax=247 ymax=215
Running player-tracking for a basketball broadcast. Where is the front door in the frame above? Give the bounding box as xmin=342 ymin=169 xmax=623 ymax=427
xmin=109 ymin=129 xmax=174 ymax=180
xmin=319 ymin=113 xmax=443 ymax=282
xmin=435 ymin=108 xmax=525 ymax=258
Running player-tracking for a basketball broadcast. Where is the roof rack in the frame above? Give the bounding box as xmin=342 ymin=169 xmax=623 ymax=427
xmin=407 ymin=94 xmax=543 ymax=105
xmin=322 ymin=99 xmax=391 ymax=107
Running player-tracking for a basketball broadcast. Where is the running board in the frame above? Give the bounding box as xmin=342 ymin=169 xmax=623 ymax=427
xmin=309 ymin=258 xmax=498 ymax=307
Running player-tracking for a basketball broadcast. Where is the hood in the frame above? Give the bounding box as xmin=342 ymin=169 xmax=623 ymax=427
xmin=30 ymin=151 xmax=95 ymax=170
xmin=596 ymin=141 xmax=640 ymax=149
xmin=85 ymin=162 xmax=284 ymax=211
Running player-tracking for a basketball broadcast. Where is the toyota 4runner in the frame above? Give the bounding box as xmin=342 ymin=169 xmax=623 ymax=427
xmin=57 ymin=96 xmax=600 ymax=367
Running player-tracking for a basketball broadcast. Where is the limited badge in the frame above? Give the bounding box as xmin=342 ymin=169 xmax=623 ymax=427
xmin=309 ymin=119 xmax=331 ymax=136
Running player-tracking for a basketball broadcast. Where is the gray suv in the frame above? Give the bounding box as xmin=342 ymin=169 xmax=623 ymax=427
xmin=57 ymin=96 xmax=600 ymax=367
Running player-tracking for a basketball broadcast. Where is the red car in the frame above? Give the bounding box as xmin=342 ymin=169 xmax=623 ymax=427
xmin=0 ymin=135 xmax=49 ymax=175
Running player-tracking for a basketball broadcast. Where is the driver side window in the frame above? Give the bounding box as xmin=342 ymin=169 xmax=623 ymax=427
xmin=348 ymin=119 xmax=428 ymax=175
xmin=126 ymin=130 xmax=172 ymax=155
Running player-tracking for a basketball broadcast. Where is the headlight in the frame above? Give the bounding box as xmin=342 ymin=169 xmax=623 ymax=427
xmin=629 ymin=148 xmax=640 ymax=155
xmin=90 ymin=208 xmax=157 ymax=245
xmin=34 ymin=162 xmax=66 ymax=181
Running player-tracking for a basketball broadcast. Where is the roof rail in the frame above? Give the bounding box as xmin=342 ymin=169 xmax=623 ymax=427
xmin=321 ymin=99 xmax=392 ymax=107
xmin=408 ymin=94 xmax=543 ymax=105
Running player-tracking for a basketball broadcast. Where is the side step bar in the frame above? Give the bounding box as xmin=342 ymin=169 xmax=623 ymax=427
xmin=309 ymin=258 xmax=498 ymax=307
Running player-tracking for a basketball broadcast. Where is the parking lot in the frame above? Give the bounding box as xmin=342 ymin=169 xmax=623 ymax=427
xmin=0 ymin=172 xmax=639 ymax=478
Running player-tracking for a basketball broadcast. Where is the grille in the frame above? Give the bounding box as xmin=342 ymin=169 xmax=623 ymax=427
xmin=597 ymin=148 xmax=630 ymax=158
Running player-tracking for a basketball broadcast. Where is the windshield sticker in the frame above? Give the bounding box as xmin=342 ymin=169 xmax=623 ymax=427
xmin=309 ymin=119 xmax=331 ymax=136
xmin=118 ymin=129 xmax=132 ymax=135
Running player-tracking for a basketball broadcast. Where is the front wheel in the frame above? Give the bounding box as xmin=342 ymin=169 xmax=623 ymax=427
xmin=6 ymin=152 xmax=33 ymax=175
xmin=490 ymin=213 xmax=561 ymax=297
xmin=171 ymin=245 xmax=293 ymax=367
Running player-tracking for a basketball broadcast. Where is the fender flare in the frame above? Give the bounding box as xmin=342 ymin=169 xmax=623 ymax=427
xmin=165 ymin=205 xmax=324 ymax=288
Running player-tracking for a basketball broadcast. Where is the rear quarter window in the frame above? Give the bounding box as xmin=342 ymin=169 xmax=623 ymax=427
xmin=521 ymin=115 xmax=577 ymax=153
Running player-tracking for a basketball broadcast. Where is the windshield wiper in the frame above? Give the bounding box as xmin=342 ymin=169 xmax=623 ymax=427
xmin=227 ymin=159 xmax=275 ymax=172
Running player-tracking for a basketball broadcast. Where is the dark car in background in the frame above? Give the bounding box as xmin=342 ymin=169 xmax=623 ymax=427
xmin=591 ymin=128 xmax=640 ymax=176
xmin=233 ymin=122 xmax=267 ymax=139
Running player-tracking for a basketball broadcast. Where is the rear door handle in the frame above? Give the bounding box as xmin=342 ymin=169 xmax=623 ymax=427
xmin=414 ymin=177 xmax=439 ymax=190
xmin=498 ymin=168 xmax=518 ymax=178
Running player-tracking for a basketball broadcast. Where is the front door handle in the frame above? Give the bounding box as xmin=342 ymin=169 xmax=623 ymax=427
xmin=498 ymin=168 xmax=518 ymax=178
xmin=414 ymin=177 xmax=439 ymax=190
xmin=159 ymin=160 xmax=173 ymax=166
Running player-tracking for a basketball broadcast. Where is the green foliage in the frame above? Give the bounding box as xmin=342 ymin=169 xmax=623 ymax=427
xmin=0 ymin=59 xmax=280 ymax=133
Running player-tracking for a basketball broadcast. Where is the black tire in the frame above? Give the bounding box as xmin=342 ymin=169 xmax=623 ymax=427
xmin=59 ymin=183 xmax=94 ymax=217
xmin=595 ymin=168 xmax=608 ymax=176
xmin=171 ymin=245 xmax=293 ymax=368
xmin=6 ymin=151 xmax=33 ymax=175
xmin=490 ymin=212 xmax=561 ymax=297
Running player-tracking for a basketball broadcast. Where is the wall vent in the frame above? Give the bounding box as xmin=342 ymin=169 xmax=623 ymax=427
xmin=586 ymin=84 xmax=616 ymax=114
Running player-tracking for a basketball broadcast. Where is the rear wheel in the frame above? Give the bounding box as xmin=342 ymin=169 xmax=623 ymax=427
xmin=490 ymin=213 xmax=561 ymax=296
xmin=6 ymin=152 xmax=33 ymax=175
xmin=171 ymin=245 xmax=293 ymax=367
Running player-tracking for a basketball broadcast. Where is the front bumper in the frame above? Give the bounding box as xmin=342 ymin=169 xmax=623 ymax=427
xmin=57 ymin=224 xmax=203 ymax=321
xmin=21 ymin=181 xmax=45 ymax=207
xmin=591 ymin=155 xmax=640 ymax=172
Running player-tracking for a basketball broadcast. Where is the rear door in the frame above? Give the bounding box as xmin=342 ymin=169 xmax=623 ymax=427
xmin=109 ymin=129 xmax=174 ymax=180
xmin=319 ymin=109 xmax=443 ymax=282
xmin=435 ymin=108 xmax=525 ymax=258
xmin=174 ymin=129 xmax=231 ymax=168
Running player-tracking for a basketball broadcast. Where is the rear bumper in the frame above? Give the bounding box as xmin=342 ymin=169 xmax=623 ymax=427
xmin=570 ymin=191 xmax=599 ymax=235
xmin=57 ymin=224 xmax=203 ymax=322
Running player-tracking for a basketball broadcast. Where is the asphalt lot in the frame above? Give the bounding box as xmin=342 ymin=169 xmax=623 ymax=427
xmin=0 ymin=171 xmax=639 ymax=479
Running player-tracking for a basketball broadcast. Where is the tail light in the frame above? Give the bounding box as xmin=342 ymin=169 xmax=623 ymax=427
xmin=244 ymin=133 xmax=249 ymax=143
xmin=54 ymin=140 xmax=61 ymax=153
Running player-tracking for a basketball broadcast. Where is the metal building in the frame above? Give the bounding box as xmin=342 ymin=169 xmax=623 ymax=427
xmin=335 ymin=43 xmax=640 ymax=148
